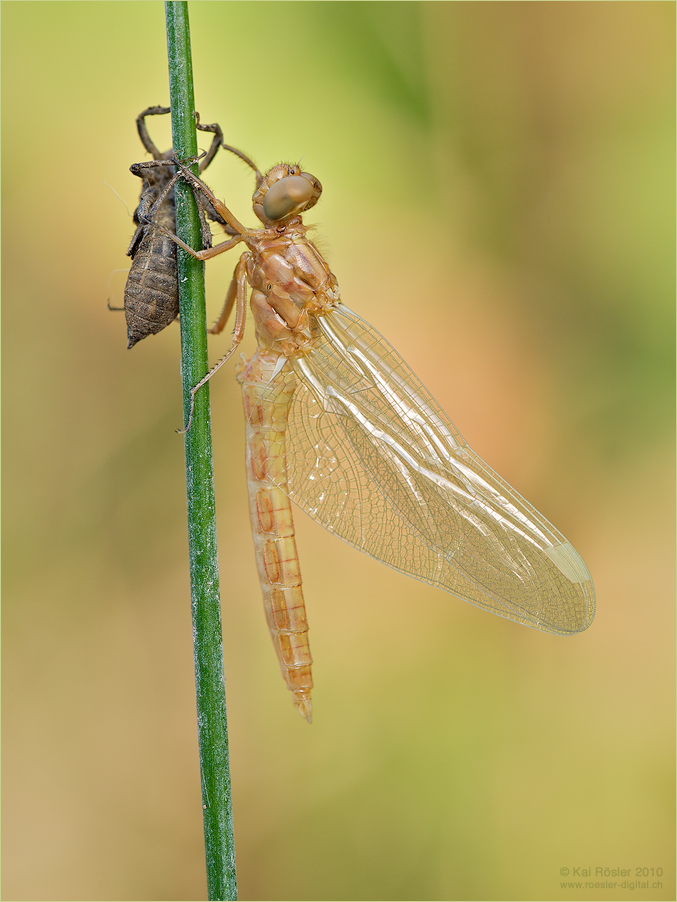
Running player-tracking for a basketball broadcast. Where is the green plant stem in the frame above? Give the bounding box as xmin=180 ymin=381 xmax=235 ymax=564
xmin=164 ymin=3 xmax=237 ymax=899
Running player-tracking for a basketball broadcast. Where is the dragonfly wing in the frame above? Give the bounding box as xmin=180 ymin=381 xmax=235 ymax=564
xmin=282 ymin=304 xmax=594 ymax=635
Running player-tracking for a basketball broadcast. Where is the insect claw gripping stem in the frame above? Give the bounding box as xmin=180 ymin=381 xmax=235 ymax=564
xmin=177 ymin=291 xmax=248 ymax=434
xmin=178 ymin=368 xmax=221 ymax=435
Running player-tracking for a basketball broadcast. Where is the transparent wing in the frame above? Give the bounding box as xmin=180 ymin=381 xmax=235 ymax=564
xmin=277 ymin=304 xmax=594 ymax=635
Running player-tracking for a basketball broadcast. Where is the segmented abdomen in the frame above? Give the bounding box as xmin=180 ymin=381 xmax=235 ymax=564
xmin=124 ymin=203 xmax=179 ymax=349
xmin=238 ymin=349 xmax=313 ymax=722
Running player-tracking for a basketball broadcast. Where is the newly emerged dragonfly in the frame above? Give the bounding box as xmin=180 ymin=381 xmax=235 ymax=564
xmin=151 ymin=149 xmax=595 ymax=722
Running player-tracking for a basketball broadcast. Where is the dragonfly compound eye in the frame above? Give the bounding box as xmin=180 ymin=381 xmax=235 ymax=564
xmin=263 ymin=175 xmax=316 ymax=221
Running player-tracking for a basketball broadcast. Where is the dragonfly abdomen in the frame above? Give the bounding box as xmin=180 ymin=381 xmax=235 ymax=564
xmin=239 ymin=350 xmax=313 ymax=721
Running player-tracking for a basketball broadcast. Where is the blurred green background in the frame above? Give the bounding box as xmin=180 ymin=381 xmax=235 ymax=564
xmin=2 ymin=2 xmax=674 ymax=900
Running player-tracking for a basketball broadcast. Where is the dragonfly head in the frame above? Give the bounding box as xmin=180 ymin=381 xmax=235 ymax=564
xmin=253 ymin=164 xmax=322 ymax=225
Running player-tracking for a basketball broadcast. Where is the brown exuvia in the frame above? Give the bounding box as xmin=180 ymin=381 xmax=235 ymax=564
xmin=123 ymin=106 xmax=225 ymax=348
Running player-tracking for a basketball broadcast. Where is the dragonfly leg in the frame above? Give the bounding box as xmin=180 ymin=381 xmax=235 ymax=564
xmin=178 ymin=253 xmax=250 ymax=433
xmin=209 ymin=266 xmax=239 ymax=335
xmin=171 ymin=157 xmax=250 ymax=236
xmin=135 ymin=105 xmax=170 ymax=158
xmin=129 ymin=161 xmax=217 ymax=265
xmin=146 ymin=217 xmax=244 ymax=262
xmin=195 ymin=112 xmax=224 ymax=173
xmin=219 ymin=142 xmax=263 ymax=186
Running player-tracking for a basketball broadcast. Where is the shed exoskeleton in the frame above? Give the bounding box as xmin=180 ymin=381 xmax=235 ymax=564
xmin=123 ymin=106 xmax=227 ymax=348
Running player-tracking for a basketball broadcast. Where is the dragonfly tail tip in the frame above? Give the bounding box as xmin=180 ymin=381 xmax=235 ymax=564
xmin=294 ymin=694 xmax=312 ymax=723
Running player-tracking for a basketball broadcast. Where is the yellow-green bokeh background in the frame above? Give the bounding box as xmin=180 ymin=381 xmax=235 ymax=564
xmin=3 ymin=3 xmax=674 ymax=900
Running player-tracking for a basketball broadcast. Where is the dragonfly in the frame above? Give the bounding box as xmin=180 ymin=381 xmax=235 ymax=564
xmin=150 ymin=148 xmax=596 ymax=722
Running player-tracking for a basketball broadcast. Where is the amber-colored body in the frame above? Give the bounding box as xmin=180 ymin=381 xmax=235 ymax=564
xmin=236 ymin=224 xmax=339 ymax=719
xmin=151 ymin=158 xmax=336 ymax=720
xmin=148 ymin=150 xmax=595 ymax=721
xmin=242 ymin=221 xmax=339 ymax=355
xmin=239 ymin=352 xmax=313 ymax=718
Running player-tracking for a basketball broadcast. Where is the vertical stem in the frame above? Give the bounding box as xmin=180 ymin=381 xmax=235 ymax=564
xmin=164 ymin=3 xmax=237 ymax=899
